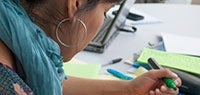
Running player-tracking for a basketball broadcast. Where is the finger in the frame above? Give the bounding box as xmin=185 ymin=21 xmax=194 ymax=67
xmin=149 ymin=90 xmax=155 ymax=95
xmin=161 ymin=85 xmax=179 ymax=95
xmin=160 ymin=85 xmax=167 ymax=92
xmin=155 ymin=88 xmax=162 ymax=95
xmin=149 ymin=69 xmax=178 ymax=80
xmin=172 ymin=72 xmax=178 ymax=78
xmin=174 ymin=77 xmax=182 ymax=87
xmin=151 ymin=80 xmax=164 ymax=90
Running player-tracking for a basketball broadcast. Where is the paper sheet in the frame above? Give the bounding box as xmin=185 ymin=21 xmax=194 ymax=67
xmin=162 ymin=33 xmax=200 ymax=56
xmin=137 ymin=48 xmax=200 ymax=75
xmin=63 ymin=60 xmax=101 ymax=79
xmin=98 ymin=75 xmax=120 ymax=80
xmin=125 ymin=8 xmax=162 ymax=25
xmin=134 ymin=67 xmax=148 ymax=77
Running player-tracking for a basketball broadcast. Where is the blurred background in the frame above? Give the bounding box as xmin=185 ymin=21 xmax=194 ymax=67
xmin=135 ymin=0 xmax=200 ymax=4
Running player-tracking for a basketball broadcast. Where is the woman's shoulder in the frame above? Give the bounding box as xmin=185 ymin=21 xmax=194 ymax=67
xmin=0 ymin=39 xmax=15 ymax=69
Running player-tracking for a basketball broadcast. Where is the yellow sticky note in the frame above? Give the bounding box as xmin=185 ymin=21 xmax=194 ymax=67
xmin=63 ymin=60 xmax=101 ymax=79
xmin=137 ymin=48 xmax=200 ymax=75
xmin=98 ymin=74 xmax=135 ymax=80
xmin=134 ymin=67 xmax=148 ymax=77
xmin=98 ymin=75 xmax=120 ymax=80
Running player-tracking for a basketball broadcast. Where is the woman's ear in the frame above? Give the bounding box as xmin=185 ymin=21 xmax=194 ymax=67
xmin=67 ymin=0 xmax=86 ymax=18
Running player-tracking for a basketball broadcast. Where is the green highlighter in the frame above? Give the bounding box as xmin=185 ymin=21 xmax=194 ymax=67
xmin=147 ymin=58 xmax=177 ymax=90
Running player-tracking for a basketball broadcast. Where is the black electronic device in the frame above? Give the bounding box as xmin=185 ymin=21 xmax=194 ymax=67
xmin=170 ymin=68 xmax=200 ymax=95
xmin=126 ymin=12 xmax=144 ymax=21
xmin=112 ymin=10 xmax=144 ymax=21
xmin=84 ymin=0 xmax=136 ymax=53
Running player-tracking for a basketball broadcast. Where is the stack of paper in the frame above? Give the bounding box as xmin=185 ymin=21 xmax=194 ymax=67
xmin=161 ymin=33 xmax=200 ymax=56
xmin=63 ymin=59 xmax=101 ymax=79
xmin=137 ymin=48 xmax=200 ymax=75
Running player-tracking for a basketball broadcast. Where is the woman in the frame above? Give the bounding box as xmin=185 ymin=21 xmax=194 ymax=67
xmin=0 ymin=0 xmax=181 ymax=95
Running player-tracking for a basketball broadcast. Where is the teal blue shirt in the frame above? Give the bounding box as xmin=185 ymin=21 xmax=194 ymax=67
xmin=0 ymin=0 xmax=66 ymax=95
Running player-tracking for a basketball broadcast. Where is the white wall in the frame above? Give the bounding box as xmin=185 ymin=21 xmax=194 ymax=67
xmin=165 ymin=0 xmax=192 ymax=4
xmin=135 ymin=0 xmax=200 ymax=4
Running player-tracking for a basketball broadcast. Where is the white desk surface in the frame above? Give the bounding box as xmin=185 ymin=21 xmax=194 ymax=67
xmin=74 ymin=4 xmax=200 ymax=74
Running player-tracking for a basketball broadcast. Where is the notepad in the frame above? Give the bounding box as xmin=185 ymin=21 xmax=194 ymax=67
xmin=98 ymin=75 xmax=120 ymax=80
xmin=161 ymin=32 xmax=200 ymax=56
xmin=98 ymin=74 xmax=136 ymax=80
xmin=63 ymin=59 xmax=101 ymax=79
xmin=137 ymin=48 xmax=200 ymax=75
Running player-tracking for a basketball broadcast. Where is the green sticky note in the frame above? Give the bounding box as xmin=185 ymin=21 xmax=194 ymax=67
xmin=137 ymin=48 xmax=200 ymax=75
xmin=63 ymin=63 xmax=101 ymax=79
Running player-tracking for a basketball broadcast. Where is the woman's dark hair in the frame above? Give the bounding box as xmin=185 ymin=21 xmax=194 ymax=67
xmin=25 ymin=0 xmax=123 ymax=3
xmin=25 ymin=0 xmax=44 ymax=4
xmin=84 ymin=0 xmax=123 ymax=11
xmin=25 ymin=0 xmax=124 ymax=11
xmin=24 ymin=0 xmax=123 ymax=26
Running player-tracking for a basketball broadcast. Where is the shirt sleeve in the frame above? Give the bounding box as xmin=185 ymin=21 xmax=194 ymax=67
xmin=0 ymin=63 xmax=33 ymax=95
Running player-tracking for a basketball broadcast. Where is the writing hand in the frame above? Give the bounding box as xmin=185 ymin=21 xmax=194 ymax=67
xmin=128 ymin=69 xmax=182 ymax=95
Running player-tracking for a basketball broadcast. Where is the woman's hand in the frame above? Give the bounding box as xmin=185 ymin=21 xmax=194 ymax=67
xmin=128 ymin=68 xmax=182 ymax=95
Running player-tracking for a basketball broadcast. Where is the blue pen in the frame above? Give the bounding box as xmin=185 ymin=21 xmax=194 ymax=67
xmin=107 ymin=68 xmax=133 ymax=80
xmin=132 ymin=62 xmax=140 ymax=68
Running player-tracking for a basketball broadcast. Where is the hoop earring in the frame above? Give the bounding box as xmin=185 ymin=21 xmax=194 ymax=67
xmin=55 ymin=18 xmax=88 ymax=47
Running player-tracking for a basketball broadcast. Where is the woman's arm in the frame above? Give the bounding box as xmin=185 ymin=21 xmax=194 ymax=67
xmin=63 ymin=76 xmax=131 ymax=95
xmin=63 ymin=69 xmax=181 ymax=95
xmin=0 ymin=39 xmax=15 ymax=69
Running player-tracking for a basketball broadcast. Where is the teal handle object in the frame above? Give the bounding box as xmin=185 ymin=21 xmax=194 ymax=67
xmin=107 ymin=68 xmax=133 ymax=80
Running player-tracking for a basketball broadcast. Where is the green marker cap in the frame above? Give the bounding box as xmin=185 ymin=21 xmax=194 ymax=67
xmin=163 ymin=78 xmax=177 ymax=90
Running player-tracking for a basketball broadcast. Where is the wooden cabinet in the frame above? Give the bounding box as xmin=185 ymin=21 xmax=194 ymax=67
xmin=192 ymin=0 xmax=200 ymax=4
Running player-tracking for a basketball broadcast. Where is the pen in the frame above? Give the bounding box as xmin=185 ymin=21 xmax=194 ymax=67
xmin=132 ymin=62 xmax=140 ymax=68
xmin=147 ymin=58 xmax=177 ymax=90
xmin=102 ymin=58 xmax=123 ymax=67
xmin=107 ymin=68 xmax=133 ymax=80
